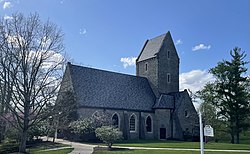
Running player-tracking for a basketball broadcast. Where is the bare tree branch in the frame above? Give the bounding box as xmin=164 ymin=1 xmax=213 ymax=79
xmin=0 ymin=13 xmax=65 ymax=152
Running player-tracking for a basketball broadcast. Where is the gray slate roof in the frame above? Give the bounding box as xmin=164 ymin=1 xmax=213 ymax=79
xmin=137 ymin=33 xmax=168 ymax=62
xmin=68 ymin=64 xmax=156 ymax=111
xmin=153 ymin=94 xmax=174 ymax=109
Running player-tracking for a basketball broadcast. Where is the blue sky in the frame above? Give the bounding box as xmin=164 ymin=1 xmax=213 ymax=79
xmin=1 ymin=0 xmax=249 ymax=93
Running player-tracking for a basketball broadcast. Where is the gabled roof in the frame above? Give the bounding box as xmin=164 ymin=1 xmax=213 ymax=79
xmin=67 ymin=64 xmax=156 ymax=111
xmin=153 ymin=94 xmax=174 ymax=109
xmin=137 ymin=32 xmax=169 ymax=62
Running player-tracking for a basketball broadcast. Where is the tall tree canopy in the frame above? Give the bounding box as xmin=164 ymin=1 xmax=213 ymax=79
xmin=0 ymin=13 xmax=65 ymax=152
xmin=198 ymin=47 xmax=250 ymax=144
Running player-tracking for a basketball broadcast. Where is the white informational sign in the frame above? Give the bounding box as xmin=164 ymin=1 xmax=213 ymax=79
xmin=204 ymin=125 xmax=214 ymax=137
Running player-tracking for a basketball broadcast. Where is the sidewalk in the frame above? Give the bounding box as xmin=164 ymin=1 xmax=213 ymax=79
xmin=44 ymin=137 xmax=95 ymax=154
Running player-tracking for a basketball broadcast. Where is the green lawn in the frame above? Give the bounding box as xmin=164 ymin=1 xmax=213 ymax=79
xmin=27 ymin=141 xmax=73 ymax=154
xmin=114 ymin=140 xmax=250 ymax=150
xmin=93 ymin=149 xmax=250 ymax=154
xmin=93 ymin=131 xmax=250 ymax=154
xmin=0 ymin=141 xmax=73 ymax=154
xmin=30 ymin=148 xmax=74 ymax=154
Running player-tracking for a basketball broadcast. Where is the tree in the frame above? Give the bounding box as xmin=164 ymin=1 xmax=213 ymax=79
xmin=28 ymin=120 xmax=49 ymax=141
xmin=69 ymin=118 xmax=95 ymax=135
xmin=69 ymin=111 xmax=112 ymax=134
xmin=198 ymin=47 xmax=250 ymax=144
xmin=0 ymin=13 xmax=64 ymax=152
xmin=95 ymin=126 xmax=123 ymax=149
xmin=197 ymin=84 xmax=229 ymax=142
xmin=197 ymin=84 xmax=219 ymax=127
xmin=51 ymin=91 xmax=78 ymax=141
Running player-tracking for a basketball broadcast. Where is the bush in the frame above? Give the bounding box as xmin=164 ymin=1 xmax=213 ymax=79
xmin=95 ymin=126 xmax=123 ymax=149
xmin=5 ymin=128 xmax=19 ymax=142
xmin=28 ymin=121 xmax=49 ymax=141
xmin=69 ymin=112 xmax=114 ymax=142
xmin=0 ymin=142 xmax=19 ymax=154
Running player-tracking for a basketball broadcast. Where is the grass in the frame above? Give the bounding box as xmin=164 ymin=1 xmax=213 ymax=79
xmin=30 ymin=148 xmax=74 ymax=154
xmin=27 ymin=141 xmax=73 ymax=154
xmin=93 ymin=149 xmax=250 ymax=154
xmin=27 ymin=141 xmax=68 ymax=151
xmin=0 ymin=140 xmax=73 ymax=154
xmin=93 ymin=131 xmax=250 ymax=154
xmin=114 ymin=140 xmax=250 ymax=150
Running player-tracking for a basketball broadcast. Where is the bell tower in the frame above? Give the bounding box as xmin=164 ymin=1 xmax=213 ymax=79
xmin=136 ymin=32 xmax=179 ymax=98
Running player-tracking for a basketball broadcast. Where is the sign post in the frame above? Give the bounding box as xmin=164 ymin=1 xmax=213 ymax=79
xmin=199 ymin=111 xmax=204 ymax=154
xmin=204 ymin=125 xmax=214 ymax=143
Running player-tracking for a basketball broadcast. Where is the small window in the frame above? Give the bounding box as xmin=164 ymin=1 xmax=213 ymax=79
xmin=185 ymin=110 xmax=188 ymax=117
xmin=146 ymin=116 xmax=152 ymax=132
xmin=112 ymin=113 xmax=119 ymax=128
xmin=130 ymin=114 xmax=136 ymax=132
xmin=167 ymin=50 xmax=170 ymax=59
xmin=167 ymin=73 xmax=171 ymax=83
xmin=145 ymin=63 xmax=148 ymax=72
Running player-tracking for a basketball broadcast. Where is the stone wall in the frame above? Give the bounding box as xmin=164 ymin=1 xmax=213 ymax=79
xmin=155 ymin=109 xmax=172 ymax=139
xmin=77 ymin=107 xmax=156 ymax=140
xmin=173 ymin=90 xmax=199 ymax=140
xmin=56 ymin=64 xmax=74 ymax=103
xmin=141 ymin=112 xmax=155 ymax=139
xmin=158 ymin=35 xmax=179 ymax=94
xmin=136 ymin=57 xmax=159 ymax=97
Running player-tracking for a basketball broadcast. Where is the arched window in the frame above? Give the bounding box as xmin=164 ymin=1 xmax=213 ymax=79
xmin=146 ymin=115 xmax=152 ymax=132
xmin=112 ymin=113 xmax=119 ymax=128
xmin=92 ymin=111 xmax=100 ymax=118
xmin=130 ymin=114 xmax=136 ymax=132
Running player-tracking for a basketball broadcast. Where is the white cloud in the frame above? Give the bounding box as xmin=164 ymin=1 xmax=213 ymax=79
xmin=4 ymin=15 xmax=13 ymax=20
xmin=3 ymin=1 xmax=12 ymax=9
xmin=179 ymin=69 xmax=214 ymax=92
xmin=28 ymin=50 xmax=64 ymax=69
xmin=6 ymin=34 xmax=25 ymax=48
xmin=42 ymin=52 xmax=64 ymax=69
xmin=180 ymin=69 xmax=215 ymax=110
xmin=175 ymin=39 xmax=183 ymax=45
xmin=192 ymin=44 xmax=211 ymax=51
xmin=79 ymin=28 xmax=87 ymax=35
xmin=120 ymin=57 xmax=137 ymax=68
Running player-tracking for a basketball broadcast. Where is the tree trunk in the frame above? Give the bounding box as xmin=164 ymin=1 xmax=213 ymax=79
xmin=20 ymin=104 xmax=29 ymax=153
xmin=236 ymin=132 xmax=240 ymax=144
xmin=53 ymin=119 xmax=59 ymax=142
xmin=230 ymin=133 xmax=235 ymax=144
xmin=236 ymin=115 xmax=240 ymax=144
xmin=108 ymin=143 xmax=112 ymax=150
xmin=19 ymin=128 xmax=28 ymax=153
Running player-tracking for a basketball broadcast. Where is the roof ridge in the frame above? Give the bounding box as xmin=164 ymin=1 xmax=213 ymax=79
xmin=69 ymin=63 xmax=147 ymax=80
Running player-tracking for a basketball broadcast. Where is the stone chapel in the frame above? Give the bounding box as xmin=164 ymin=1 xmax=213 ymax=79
xmin=57 ymin=31 xmax=199 ymax=140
